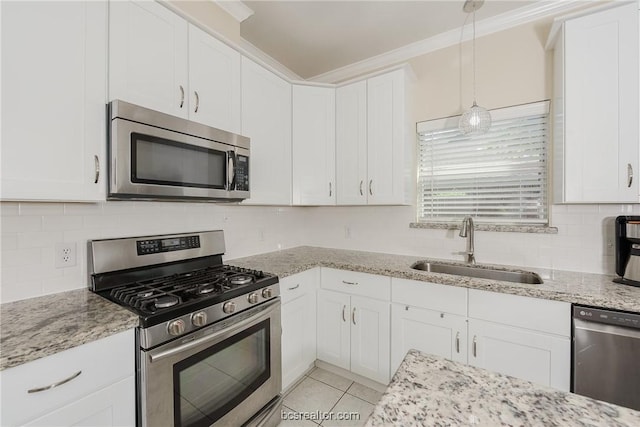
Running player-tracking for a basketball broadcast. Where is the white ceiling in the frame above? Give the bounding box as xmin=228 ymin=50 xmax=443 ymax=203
xmin=239 ymin=0 xmax=539 ymax=80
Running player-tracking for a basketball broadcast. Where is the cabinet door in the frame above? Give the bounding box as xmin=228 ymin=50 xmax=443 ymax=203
xmin=562 ymin=3 xmax=639 ymax=202
xmin=282 ymin=291 xmax=317 ymax=390
xmin=109 ymin=0 xmax=188 ymax=119
xmin=468 ymin=319 xmax=570 ymax=391
xmin=366 ymin=70 xmax=406 ymax=205
xmin=24 ymin=376 xmax=135 ymax=427
xmin=350 ymin=296 xmax=390 ymax=384
xmin=316 ymin=290 xmax=350 ymax=370
xmin=391 ymin=304 xmax=467 ymax=374
xmin=188 ymin=25 xmax=241 ymax=133
xmin=241 ymin=57 xmax=292 ymax=205
xmin=1 ymin=1 xmax=107 ymax=201
xmin=292 ymin=85 xmax=336 ymax=205
xmin=336 ymin=81 xmax=368 ymax=205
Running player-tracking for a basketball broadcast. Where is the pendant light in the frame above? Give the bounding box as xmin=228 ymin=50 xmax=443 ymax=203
xmin=459 ymin=0 xmax=491 ymax=135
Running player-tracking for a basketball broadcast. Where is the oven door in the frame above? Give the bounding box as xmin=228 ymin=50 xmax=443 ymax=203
xmin=140 ymin=299 xmax=281 ymax=427
xmin=110 ymin=117 xmax=250 ymax=201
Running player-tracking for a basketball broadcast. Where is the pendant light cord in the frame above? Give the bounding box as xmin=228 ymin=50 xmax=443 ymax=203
xmin=472 ymin=7 xmax=477 ymax=105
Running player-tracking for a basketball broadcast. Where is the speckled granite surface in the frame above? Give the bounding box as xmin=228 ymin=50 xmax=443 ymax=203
xmin=0 ymin=289 xmax=138 ymax=371
xmin=228 ymin=246 xmax=640 ymax=313
xmin=366 ymin=350 xmax=640 ymax=426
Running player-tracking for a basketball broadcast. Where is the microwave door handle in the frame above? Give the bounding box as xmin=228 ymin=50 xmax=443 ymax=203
xmin=227 ymin=151 xmax=236 ymax=191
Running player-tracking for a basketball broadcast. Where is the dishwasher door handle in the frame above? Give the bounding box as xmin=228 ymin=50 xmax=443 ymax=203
xmin=574 ymin=318 xmax=640 ymax=339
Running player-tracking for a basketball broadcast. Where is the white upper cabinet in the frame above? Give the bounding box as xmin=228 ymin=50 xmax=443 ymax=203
xmin=109 ymin=0 xmax=189 ymax=119
xmin=335 ymin=68 xmax=410 ymax=205
xmin=241 ymin=57 xmax=292 ymax=205
xmin=1 ymin=1 xmax=107 ymax=202
xmin=292 ymin=85 xmax=336 ymax=205
xmin=552 ymin=3 xmax=640 ymax=203
xmin=336 ymin=81 xmax=368 ymax=205
xmin=110 ymin=0 xmax=241 ymax=133
xmin=188 ymin=25 xmax=241 ymax=133
xmin=366 ymin=70 xmax=407 ymax=204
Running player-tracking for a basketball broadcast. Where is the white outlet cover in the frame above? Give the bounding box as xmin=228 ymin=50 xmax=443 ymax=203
xmin=55 ymin=242 xmax=77 ymax=268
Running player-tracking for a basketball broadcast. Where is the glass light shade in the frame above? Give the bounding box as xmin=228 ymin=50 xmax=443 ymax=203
xmin=459 ymin=101 xmax=491 ymax=135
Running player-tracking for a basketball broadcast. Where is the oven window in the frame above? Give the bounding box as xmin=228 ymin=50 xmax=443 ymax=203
xmin=131 ymin=133 xmax=226 ymax=189
xmin=173 ymin=319 xmax=271 ymax=427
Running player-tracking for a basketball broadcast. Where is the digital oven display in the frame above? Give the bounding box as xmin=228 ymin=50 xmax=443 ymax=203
xmin=137 ymin=236 xmax=200 ymax=255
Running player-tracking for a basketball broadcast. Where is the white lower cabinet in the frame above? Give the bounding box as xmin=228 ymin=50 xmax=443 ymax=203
xmin=316 ymin=269 xmax=391 ymax=384
xmin=280 ymin=269 xmax=319 ymax=390
xmin=0 ymin=330 xmax=135 ymax=427
xmin=389 ymin=279 xmax=571 ymax=391
xmin=467 ymin=289 xmax=571 ymax=391
xmin=390 ymin=304 xmax=467 ymax=373
xmin=467 ymin=319 xmax=570 ymax=391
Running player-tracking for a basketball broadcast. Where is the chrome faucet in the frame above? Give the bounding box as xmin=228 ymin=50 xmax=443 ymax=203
xmin=459 ymin=216 xmax=476 ymax=264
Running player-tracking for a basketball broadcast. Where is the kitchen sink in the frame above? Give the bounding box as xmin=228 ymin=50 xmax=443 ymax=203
xmin=410 ymin=261 xmax=543 ymax=284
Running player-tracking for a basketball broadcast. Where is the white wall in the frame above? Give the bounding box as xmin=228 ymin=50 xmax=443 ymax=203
xmin=303 ymin=203 xmax=636 ymax=276
xmin=0 ymin=199 xmax=633 ymax=304
xmin=0 ymin=201 xmax=308 ymax=303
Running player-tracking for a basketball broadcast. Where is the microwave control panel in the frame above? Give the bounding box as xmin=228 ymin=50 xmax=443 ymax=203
xmin=235 ymin=155 xmax=249 ymax=191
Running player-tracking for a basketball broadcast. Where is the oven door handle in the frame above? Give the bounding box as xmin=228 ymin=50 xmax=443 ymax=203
xmin=149 ymin=299 xmax=279 ymax=363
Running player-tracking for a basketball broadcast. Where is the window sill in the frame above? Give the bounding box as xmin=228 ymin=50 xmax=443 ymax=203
xmin=410 ymin=222 xmax=558 ymax=234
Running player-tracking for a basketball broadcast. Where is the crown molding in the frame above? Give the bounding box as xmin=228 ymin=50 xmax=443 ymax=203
xmin=238 ymin=39 xmax=304 ymax=81
xmin=309 ymin=0 xmax=588 ymax=83
xmin=213 ymin=0 xmax=254 ymax=23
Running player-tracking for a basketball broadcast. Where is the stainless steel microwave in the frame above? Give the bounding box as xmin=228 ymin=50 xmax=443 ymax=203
xmin=107 ymin=100 xmax=249 ymax=202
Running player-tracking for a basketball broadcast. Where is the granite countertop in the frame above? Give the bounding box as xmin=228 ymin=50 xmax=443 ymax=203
xmin=3 ymin=245 xmax=638 ymax=372
xmin=366 ymin=349 xmax=640 ymax=426
xmin=228 ymin=246 xmax=640 ymax=313
xmin=0 ymin=288 xmax=139 ymax=371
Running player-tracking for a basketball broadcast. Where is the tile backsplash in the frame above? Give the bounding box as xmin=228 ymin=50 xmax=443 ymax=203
xmin=1 ymin=201 xmax=635 ymax=303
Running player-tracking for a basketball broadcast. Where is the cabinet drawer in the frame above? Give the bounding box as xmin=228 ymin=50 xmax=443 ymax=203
xmin=280 ymin=268 xmax=319 ymax=304
xmin=0 ymin=329 xmax=134 ymax=426
xmin=468 ymin=289 xmax=570 ymax=337
xmin=321 ymin=268 xmax=390 ymax=301
xmin=392 ymin=278 xmax=467 ymax=316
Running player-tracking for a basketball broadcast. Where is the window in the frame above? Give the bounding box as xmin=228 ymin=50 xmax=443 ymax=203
xmin=416 ymin=101 xmax=549 ymax=225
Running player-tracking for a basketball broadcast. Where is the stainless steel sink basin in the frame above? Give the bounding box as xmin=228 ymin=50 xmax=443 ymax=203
xmin=411 ymin=261 xmax=543 ymax=284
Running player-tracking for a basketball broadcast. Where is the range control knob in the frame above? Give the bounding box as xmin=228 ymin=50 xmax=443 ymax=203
xmin=167 ymin=319 xmax=186 ymax=336
xmin=191 ymin=311 xmax=207 ymax=327
xmin=262 ymin=288 xmax=273 ymax=299
xmin=247 ymin=293 xmax=259 ymax=304
xmin=223 ymin=301 xmax=236 ymax=314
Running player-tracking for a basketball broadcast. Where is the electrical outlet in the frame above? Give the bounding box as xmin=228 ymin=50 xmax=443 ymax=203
xmin=55 ymin=242 xmax=77 ymax=268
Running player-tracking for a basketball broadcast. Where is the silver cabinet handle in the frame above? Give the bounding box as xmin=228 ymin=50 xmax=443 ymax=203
xmin=369 ymin=179 xmax=373 ymax=196
xmin=341 ymin=280 xmax=358 ymax=286
xmin=472 ymin=335 xmax=477 ymax=357
xmin=194 ymin=91 xmax=200 ymax=113
xmin=93 ymin=155 xmax=100 ymax=184
xmin=628 ymin=163 xmax=633 ymax=188
xmin=359 ymin=180 xmax=364 ymax=196
xmin=342 ymin=305 xmax=347 ymax=322
xmin=287 ymin=284 xmax=300 ymax=291
xmin=179 ymin=85 xmax=185 ymax=108
xmin=455 ymin=332 xmax=460 ymax=354
xmin=329 ymin=182 xmax=332 ymax=197
xmin=27 ymin=370 xmax=82 ymax=393
xmin=352 ymin=307 xmax=356 ymax=325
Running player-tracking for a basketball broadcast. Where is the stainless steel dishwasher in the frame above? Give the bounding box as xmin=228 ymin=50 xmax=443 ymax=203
xmin=573 ymin=305 xmax=640 ymax=410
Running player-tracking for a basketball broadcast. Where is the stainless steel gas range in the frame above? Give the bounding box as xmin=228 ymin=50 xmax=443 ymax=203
xmin=88 ymin=230 xmax=282 ymax=427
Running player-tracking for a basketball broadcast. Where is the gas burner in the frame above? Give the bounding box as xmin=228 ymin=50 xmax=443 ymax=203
xmin=154 ymin=295 xmax=179 ymax=309
xmin=229 ymin=274 xmax=253 ymax=286
xmin=196 ymin=283 xmax=217 ymax=295
xmin=139 ymin=290 xmax=154 ymax=298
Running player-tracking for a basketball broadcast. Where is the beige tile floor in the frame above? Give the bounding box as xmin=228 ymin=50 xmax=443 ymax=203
xmin=278 ymin=368 xmax=384 ymax=427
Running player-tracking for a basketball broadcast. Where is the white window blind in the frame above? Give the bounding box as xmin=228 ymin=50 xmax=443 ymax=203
xmin=416 ymin=101 xmax=549 ymax=225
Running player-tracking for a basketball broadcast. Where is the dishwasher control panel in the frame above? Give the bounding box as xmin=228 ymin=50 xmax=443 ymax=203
xmin=573 ymin=306 xmax=640 ymax=329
